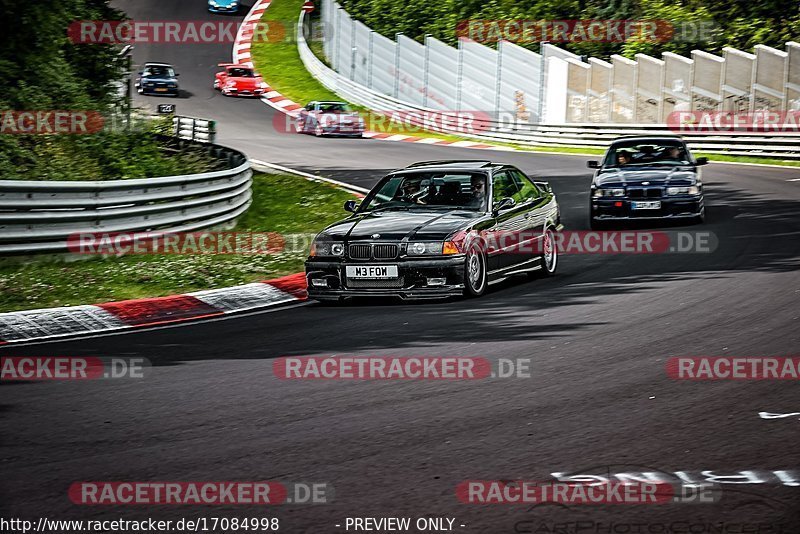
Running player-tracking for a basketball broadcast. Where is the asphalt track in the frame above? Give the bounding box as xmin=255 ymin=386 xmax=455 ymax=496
xmin=2 ymin=1 xmax=800 ymax=531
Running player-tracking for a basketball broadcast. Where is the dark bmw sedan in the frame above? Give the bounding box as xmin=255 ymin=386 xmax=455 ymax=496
xmin=588 ymin=136 xmax=707 ymax=229
xmin=135 ymin=62 xmax=180 ymax=97
xmin=305 ymin=160 xmax=562 ymax=301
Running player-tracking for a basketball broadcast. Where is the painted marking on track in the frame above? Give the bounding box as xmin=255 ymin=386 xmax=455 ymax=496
xmin=758 ymin=411 xmax=800 ymax=419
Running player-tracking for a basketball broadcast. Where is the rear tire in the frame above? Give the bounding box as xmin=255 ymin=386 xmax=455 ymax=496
xmin=463 ymin=246 xmax=487 ymax=297
xmin=533 ymin=227 xmax=558 ymax=278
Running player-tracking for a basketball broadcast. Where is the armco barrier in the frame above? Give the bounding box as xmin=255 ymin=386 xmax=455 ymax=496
xmin=299 ymin=11 xmax=800 ymax=159
xmin=0 ymin=138 xmax=252 ymax=255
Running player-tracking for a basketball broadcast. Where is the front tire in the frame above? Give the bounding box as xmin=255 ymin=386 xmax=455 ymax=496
xmin=314 ymin=124 xmax=324 ymax=137
xmin=463 ymin=246 xmax=487 ymax=297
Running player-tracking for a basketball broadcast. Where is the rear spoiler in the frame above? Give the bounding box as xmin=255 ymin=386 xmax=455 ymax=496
xmin=217 ymin=63 xmax=237 ymax=67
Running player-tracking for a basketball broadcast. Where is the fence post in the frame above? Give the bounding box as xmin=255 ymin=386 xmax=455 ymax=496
xmin=456 ymin=38 xmax=464 ymax=112
xmin=423 ymin=34 xmax=431 ymax=108
xmin=394 ymin=32 xmax=402 ymax=98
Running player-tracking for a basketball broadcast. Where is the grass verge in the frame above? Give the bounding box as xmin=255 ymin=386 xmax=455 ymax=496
xmin=0 ymin=173 xmax=355 ymax=312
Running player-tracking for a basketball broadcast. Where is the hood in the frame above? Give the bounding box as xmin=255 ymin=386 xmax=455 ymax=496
xmin=317 ymin=111 xmax=362 ymax=125
xmin=227 ymin=76 xmax=263 ymax=89
xmin=141 ymin=75 xmax=177 ymax=84
xmin=321 ymin=210 xmax=480 ymax=242
xmin=595 ymin=166 xmax=698 ymax=187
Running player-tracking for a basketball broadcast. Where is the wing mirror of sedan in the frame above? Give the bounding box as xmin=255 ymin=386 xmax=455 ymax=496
xmin=344 ymin=200 xmax=359 ymax=213
xmin=533 ymin=181 xmax=552 ymax=193
xmin=492 ymin=197 xmax=516 ymax=215
xmin=587 ymin=161 xmax=600 ymax=169
xmin=175 ymin=73 xmax=180 ymax=77
xmin=695 ymin=157 xmax=708 ymax=166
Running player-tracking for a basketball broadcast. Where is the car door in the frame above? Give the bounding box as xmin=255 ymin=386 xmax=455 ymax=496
xmin=487 ymin=170 xmax=530 ymax=272
xmin=509 ymin=168 xmax=548 ymax=254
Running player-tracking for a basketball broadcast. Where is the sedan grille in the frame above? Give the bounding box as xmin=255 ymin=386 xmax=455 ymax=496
xmin=349 ymin=244 xmax=371 ymax=259
xmin=628 ymin=187 xmax=663 ymax=199
xmin=374 ymin=244 xmax=399 ymax=259
xmin=348 ymin=243 xmax=399 ymax=260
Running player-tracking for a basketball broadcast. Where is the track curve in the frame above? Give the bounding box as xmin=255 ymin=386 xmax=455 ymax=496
xmin=1 ymin=1 xmax=800 ymax=530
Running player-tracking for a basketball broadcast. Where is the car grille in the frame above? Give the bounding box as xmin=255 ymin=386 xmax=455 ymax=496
xmin=374 ymin=244 xmax=399 ymax=259
xmin=348 ymin=243 xmax=398 ymax=260
xmin=628 ymin=187 xmax=663 ymax=199
xmin=349 ymin=244 xmax=372 ymax=259
xmin=346 ymin=277 xmax=405 ymax=289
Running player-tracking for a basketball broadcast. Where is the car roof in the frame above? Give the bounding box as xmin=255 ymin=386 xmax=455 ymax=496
xmin=610 ymin=135 xmax=685 ymax=144
xmin=394 ymin=160 xmax=505 ymax=173
xmin=143 ymin=62 xmax=173 ymax=67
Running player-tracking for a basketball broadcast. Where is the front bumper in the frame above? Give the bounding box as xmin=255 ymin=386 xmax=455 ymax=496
xmin=591 ymin=196 xmax=704 ymax=220
xmin=226 ymin=88 xmax=265 ymax=97
xmin=141 ymin=87 xmax=179 ymax=96
xmin=305 ymin=256 xmax=465 ymax=300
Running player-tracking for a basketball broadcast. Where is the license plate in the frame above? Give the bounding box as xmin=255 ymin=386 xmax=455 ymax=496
xmin=345 ymin=265 xmax=398 ymax=279
xmin=632 ymin=201 xmax=661 ymax=210
xmin=155 ymin=88 xmax=168 ymax=92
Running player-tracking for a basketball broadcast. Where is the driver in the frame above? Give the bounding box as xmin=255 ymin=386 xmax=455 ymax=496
xmin=617 ymin=152 xmax=632 ymax=165
xmin=666 ymin=146 xmax=683 ymax=160
xmin=466 ymin=175 xmax=487 ymax=210
xmin=400 ymin=180 xmax=425 ymax=204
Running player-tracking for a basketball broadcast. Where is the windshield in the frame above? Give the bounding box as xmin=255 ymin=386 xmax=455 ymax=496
xmin=319 ymin=103 xmax=352 ymax=113
xmin=359 ymin=172 xmax=489 ymax=212
xmin=228 ymin=68 xmax=254 ymax=77
xmin=143 ymin=66 xmax=175 ymax=78
xmin=604 ymin=141 xmax=692 ymax=167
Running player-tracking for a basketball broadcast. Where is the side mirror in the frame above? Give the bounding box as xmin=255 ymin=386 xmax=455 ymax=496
xmin=175 ymin=73 xmax=180 ymax=77
xmin=533 ymin=181 xmax=552 ymax=193
xmin=492 ymin=197 xmax=515 ymax=214
xmin=344 ymin=200 xmax=359 ymax=213
xmin=587 ymin=161 xmax=599 ymax=169
xmin=695 ymin=157 xmax=708 ymax=166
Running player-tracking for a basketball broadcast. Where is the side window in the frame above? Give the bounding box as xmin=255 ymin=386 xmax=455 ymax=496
xmin=492 ymin=171 xmax=521 ymax=203
xmin=509 ymin=170 xmax=541 ymax=204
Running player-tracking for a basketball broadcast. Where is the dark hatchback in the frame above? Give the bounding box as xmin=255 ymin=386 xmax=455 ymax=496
xmin=305 ymin=160 xmax=562 ymax=301
xmin=588 ymin=136 xmax=707 ymax=229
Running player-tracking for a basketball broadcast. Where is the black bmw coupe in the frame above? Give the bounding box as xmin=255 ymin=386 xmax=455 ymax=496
xmin=588 ymin=136 xmax=707 ymax=229
xmin=305 ymin=160 xmax=562 ymax=301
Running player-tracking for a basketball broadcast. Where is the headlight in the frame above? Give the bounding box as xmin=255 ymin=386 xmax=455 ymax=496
xmin=593 ymin=188 xmax=625 ymax=197
xmin=145 ymin=82 xmax=154 ymax=87
xmin=407 ymin=242 xmax=444 ymax=255
xmin=309 ymin=238 xmax=344 ymax=257
xmin=209 ymin=1 xmax=219 ymax=6
xmin=168 ymin=83 xmax=176 ymax=88
xmin=666 ymin=186 xmax=700 ymax=195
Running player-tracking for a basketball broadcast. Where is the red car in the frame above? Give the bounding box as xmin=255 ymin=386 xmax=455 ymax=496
xmin=213 ymin=64 xmax=267 ymax=97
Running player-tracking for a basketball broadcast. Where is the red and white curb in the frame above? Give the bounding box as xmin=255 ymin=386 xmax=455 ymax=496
xmin=0 ymin=274 xmax=307 ymax=344
xmin=233 ymin=0 xmax=515 ymax=151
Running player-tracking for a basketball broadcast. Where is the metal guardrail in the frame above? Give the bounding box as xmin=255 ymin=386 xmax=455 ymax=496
xmin=0 ymin=138 xmax=252 ymax=255
xmin=173 ymin=116 xmax=217 ymax=143
xmin=298 ymin=12 xmax=800 ymax=159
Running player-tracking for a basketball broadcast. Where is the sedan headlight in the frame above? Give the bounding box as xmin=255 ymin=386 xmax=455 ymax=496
xmin=593 ymin=188 xmax=626 ymax=198
xmin=309 ymin=238 xmax=344 ymax=257
xmin=407 ymin=242 xmax=444 ymax=255
xmin=168 ymin=83 xmax=177 ymax=88
xmin=666 ymin=186 xmax=700 ymax=195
